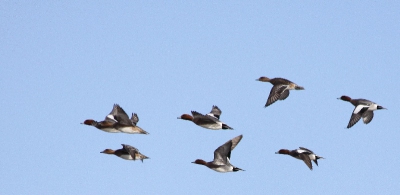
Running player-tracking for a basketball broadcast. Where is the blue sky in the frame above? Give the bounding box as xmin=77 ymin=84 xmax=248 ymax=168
xmin=1 ymin=1 xmax=399 ymax=194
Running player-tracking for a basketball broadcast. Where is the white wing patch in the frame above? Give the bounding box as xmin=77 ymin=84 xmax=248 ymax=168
xmin=353 ymin=105 xmax=368 ymax=114
xmin=296 ymin=149 xmax=307 ymax=153
xmin=106 ymin=114 xmax=118 ymax=122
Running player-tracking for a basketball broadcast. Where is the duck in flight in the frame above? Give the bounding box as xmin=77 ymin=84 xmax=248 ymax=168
xmin=256 ymin=76 xmax=304 ymax=107
xmin=192 ymin=135 xmax=244 ymax=173
xmin=178 ymin=105 xmax=233 ymax=130
xmin=338 ymin=95 xmax=386 ymax=128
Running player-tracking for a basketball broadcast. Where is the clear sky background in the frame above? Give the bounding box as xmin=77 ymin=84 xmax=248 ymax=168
xmin=1 ymin=1 xmax=399 ymax=194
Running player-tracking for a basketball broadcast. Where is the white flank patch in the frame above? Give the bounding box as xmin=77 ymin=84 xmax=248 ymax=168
xmin=308 ymin=154 xmax=316 ymax=160
xmin=200 ymin=122 xmax=222 ymax=130
xmin=213 ymin=166 xmax=231 ymax=173
xmin=368 ymin=104 xmax=378 ymax=111
xmin=119 ymin=154 xmax=133 ymax=160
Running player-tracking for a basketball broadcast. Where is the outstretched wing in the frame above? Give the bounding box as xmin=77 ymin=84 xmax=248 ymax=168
xmin=347 ymin=106 xmax=369 ymax=128
xmin=208 ymin=105 xmax=222 ymax=119
xmin=299 ymin=153 xmax=313 ymax=170
xmin=214 ymin=140 xmax=233 ymax=165
xmin=113 ymin=105 xmax=132 ymax=126
xmin=265 ymin=85 xmax=288 ymax=107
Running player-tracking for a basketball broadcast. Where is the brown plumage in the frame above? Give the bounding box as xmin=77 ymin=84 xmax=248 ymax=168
xmin=256 ymin=76 xmax=304 ymax=107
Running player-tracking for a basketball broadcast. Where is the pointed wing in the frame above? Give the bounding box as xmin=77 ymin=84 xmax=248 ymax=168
xmin=230 ymin=135 xmax=243 ymax=151
xmin=108 ymin=104 xmax=119 ymax=115
xmin=113 ymin=105 xmax=132 ymax=126
xmin=131 ymin=113 xmax=139 ymax=126
xmin=347 ymin=113 xmax=362 ymax=128
xmin=122 ymin=144 xmax=139 ymax=160
xmin=362 ymin=111 xmax=374 ymax=124
xmin=208 ymin=105 xmax=222 ymax=119
xmin=347 ymin=106 xmax=369 ymax=128
xmin=265 ymin=85 xmax=288 ymax=107
xmin=299 ymin=153 xmax=313 ymax=170
xmin=104 ymin=104 xmax=119 ymax=122
xmin=213 ymin=140 xmax=233 ymax=165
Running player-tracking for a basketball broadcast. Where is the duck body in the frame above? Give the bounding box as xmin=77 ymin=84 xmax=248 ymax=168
xmin=178 ymin=105 xmax=233 ymax=130
xmin=101 ymin=144 xmax=149 ymax=162
xmin=338 ymin=95 xmax=386 ymax=128
xmin=110 ymin=104 xmax=149 ymax=134
xmin=82 ymin=104 xmax=149 ymax=134
xmin=192 ymin=135 xmax=244 ymax=173
xmin=275 ymin=147 xmax=324 ymax=170
xmin=256 ymin=76 xmax=304 ymax=107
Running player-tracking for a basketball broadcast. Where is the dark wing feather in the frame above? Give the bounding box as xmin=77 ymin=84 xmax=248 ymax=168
xmin=191 ymin=111 xmax=204 ymax=117
xmin=114 ymin=105 xmax=133 ymax=126
xmin=230 ymin=135 xmax=243 ymax=151
xmin=104 ymin=104 xmax=119 ymax=121
xmin=265 ymin=85 xmax=287 ymax=107
xmin=209 ymin=105 xmax=222 ymax=119
xmin=347 ymin=106 xmax=369 ymax=128
xmin=131 ymin=113 xmax=139 ymax=126
xmin=347 ymin=113 xmax=362 ymax=128
xmin=122 ymin=144 xmax=139 ymax=160
xmin=214 ymin=140 xmax=233 ymax=164
xmin=191 ymin=111 xmax=218 ymax=124
xmin=299 ymin=147 xmax=314 ymax=153
xmin=299 ymin=153 xmax=313 ymax=170
xmin=279 ymin=89 xmax=290 ymax=100
xmin=362 ymin=111 xmax=374 ymax=124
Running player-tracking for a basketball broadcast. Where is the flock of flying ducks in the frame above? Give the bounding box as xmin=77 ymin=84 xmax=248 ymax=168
xmin=82 ymin=76 xmax=386 ymax=172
